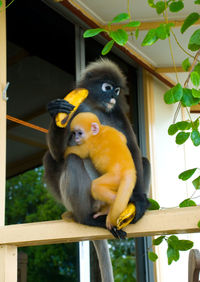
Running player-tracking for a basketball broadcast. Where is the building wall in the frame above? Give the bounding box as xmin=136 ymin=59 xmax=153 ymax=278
xmin=145 ymin=72 xmax=200 ymax=282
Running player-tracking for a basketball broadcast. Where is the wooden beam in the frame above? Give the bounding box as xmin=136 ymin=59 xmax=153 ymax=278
xmin=156 ymin=66 xmax=184 ymax=73
xmin=103 ymin=19 xmax=200 ymax=32
xmin=7 ymin=107 xmax=46 ymax=130
xmin=190 ymin=104 xmax=200 ymax=113
xmin=0 ymin=207 xmax=200 ymax=247
xmin=0 ymin=245 xmax=17 ymax=282
xmin=0 ymin=0 xmax=6 ymax=226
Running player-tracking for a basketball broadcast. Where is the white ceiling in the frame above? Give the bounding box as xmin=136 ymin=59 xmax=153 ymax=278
xmin=70 ymin=0 xmax=199 ymax=68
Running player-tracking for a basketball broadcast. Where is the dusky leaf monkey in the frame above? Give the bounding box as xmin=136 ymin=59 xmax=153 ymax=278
xmin=65 ymin=112 xmax=137 ymax=230
xmin=43 ymin=59 xmax=150 ymax=282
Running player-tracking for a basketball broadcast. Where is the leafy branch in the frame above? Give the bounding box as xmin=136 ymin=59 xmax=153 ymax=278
xmin=83 ymin=0 xmax=200 ymax=266
xmin=148 ymin=235 xmax=193 ymax=264
xmin=83 ymin=12 xmax=140 ymax=55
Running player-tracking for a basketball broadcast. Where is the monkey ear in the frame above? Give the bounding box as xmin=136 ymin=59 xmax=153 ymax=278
xmin=91 ymin=122 xmax=99 ymax=135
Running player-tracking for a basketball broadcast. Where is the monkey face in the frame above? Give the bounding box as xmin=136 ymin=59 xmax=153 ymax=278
xmin=73 ymin=128 xmax=86 ymax=145
xmin=86 ymin=80 xmax=121 ymax=112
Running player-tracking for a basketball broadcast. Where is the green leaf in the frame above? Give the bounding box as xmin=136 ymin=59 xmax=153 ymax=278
xmin=142 ymin=29 xmax=158 ymax=46
xmin=153 ymin=236 xmax=166 ymax=246
xmin=110 ymin=13 xmax=130 ymax=24
xmin=194 ymin=63 xmax=200 ymax=75
xmin=179 ymin=198 xmax=197 ymax=207
xmin=176 ymin=240 xmax=194 ymax=251
xmin=0 ymin=0 xmax=2 ymax=8
xmin=193 ymin=118 xmax=200 ymax=130
xmin=135 ymin=28 xmax=139 ymax=39
xmin=182 ymin=58 xmax=191 ymax=72
xmin=101 ymin=40 xmax=114 ymax=55
xmin=168 ymin=124 xmax=178 ymax=135
xmin=148 ymin=0 xmax=156 ymax=8
xmin=197 ymin=220 xmax=200 ymax=228
xmin=164 ymin=83 xmax=183 ymax=104
xmin=124 ymin=21 xmax=141 ymax=28
xmin=192 ymin=176 xmax=200 ymax=189
xmin=181 ymin=88 xmax=200 ymax=107
xmin=181 ymin=13 xmax=200 ymax=33
xmin=148 ymin=198 xmax=160 ymax=210
xmin=109 ymin=29 xmax=128 ymax=46
xmin=176 ymin=132 xmax=190 ymax=145
xmin=167 ymin=246 xmax=180 ymax=265
xmin=156 ymin=24 xmax=169 ymax=40
xmin=178 ymin=168 xmax=197 ymax=180
xmin=148 ymin=251 xmax=158 ymax=262
xmin=195 ymin=0 xmax=200 ymax=4
xmin=168 ymin=235 xmax=179 ymax=248
xmin=169 ymin=1 xmax=184 ymax=12
xmin=188 ymin=29 xmax=200 ymax=51
xmin=156 ymin=1 xmax=166 ymax=14
xmin=191 ymin=71 xmax=200 ymax=87
xmin=83 ymin=28 xmax=105 ymax=38
xmin=192 ymin=88 xmax=200 ymax=98
xmin=176 ymin=121 xmax=191 ymax=130
xmin=191 ymin=130 xmax=200 ymax=146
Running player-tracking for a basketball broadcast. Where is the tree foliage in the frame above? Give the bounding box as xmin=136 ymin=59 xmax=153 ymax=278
xmin=109 ymin=239 xmax=136 ymax=282
xmin=6 ymin=167 xmax=78 ymax=282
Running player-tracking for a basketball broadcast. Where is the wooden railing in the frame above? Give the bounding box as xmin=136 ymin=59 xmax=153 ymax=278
xmin=1 ymin=206 xmax=200 ymax=281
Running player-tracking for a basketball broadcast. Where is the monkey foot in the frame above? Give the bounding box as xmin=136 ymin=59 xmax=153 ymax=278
xmin=116 ymin=203 xmax=136 ymax=230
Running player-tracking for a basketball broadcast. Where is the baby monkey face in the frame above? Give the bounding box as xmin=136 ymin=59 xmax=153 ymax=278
xmin=73 ymin=127 xmax=86 ymax=145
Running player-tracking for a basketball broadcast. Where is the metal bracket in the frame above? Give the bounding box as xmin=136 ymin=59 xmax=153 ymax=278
xmin=2 ymin=82 xmax=10 ymax=101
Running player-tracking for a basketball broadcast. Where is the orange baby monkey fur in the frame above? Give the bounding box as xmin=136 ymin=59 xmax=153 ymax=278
xmin=65 ymin=112 xmax=137 ymax=229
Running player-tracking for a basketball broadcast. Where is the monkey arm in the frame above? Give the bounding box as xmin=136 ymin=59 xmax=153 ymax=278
xmin=47 ymin=99 xmax=75 ymax=161
xmin=65 ymin=145 xmax=89 ymax=159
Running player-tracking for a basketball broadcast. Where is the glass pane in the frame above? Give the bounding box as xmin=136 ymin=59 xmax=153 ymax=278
xmin=6 ymin=1 xmax=78 ymax=281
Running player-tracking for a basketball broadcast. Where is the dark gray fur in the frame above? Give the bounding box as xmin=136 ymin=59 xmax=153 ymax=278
xmin=43 ymin=59 xmax=150 ymax=282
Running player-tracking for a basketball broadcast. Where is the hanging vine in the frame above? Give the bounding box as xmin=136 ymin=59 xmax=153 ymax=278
xmin=83 ymin=0 xmax=200 ymax=265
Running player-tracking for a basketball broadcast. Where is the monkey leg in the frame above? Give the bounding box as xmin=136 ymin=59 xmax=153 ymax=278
xmin=91 ymin=173 xmax=120 ymax=205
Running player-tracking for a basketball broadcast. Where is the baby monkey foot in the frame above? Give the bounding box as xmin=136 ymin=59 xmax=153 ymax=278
xmin=93 ymin=205 xmax=110 ymax=219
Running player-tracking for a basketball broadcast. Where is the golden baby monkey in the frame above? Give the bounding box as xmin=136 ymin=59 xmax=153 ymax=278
xmin=65 ymin=112 xmax=137 ymax=230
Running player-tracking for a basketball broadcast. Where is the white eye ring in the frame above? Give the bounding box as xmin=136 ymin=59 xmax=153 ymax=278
xmin=102 ymin=83 xmax=113 ymax=92
xmin=115 ymin=87 xmax=120 ymax=96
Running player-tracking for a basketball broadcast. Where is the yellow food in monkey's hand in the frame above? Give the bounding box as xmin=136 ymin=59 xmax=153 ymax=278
xmin=116 ymin=203 xmax=136 ymax=230
xmin=55 ymin=88 xmax=89 ymax=128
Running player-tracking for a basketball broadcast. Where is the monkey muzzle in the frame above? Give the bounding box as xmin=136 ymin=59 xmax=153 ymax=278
xmin=106 ymin=98 xmax=116 ymax=111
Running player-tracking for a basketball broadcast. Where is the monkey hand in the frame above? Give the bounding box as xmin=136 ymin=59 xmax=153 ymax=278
xmin=106 ymin=213 xmax=127 ymax=239
xmin=110 ymin=227 xmax=127 ymax=239
xmin=47 ymin=99 xmax=75 ymax=118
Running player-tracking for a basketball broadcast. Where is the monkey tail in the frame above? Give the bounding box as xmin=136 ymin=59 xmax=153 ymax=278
xmin=110 ymin=170 xmax=137 ymax=226
xmin=92 ymin=240 xmax=114 ymax=282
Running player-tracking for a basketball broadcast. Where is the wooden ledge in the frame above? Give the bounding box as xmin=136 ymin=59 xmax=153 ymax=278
xmin=0 ymin=206 xmax=200 ymax=247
